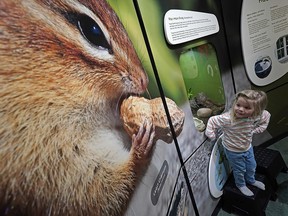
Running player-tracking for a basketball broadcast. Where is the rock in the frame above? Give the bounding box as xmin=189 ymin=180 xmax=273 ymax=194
xmin=197 ymin=108 xmax=212 ymax=118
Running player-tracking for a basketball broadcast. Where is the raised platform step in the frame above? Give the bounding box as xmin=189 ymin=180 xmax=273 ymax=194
xmin=254 ymin=147 xmax=288 ymax=191
xmin=222 ymin=173 xmax=272 ymax=216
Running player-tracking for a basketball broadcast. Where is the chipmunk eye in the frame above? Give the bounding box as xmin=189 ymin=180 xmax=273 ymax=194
xmin=77 ymin=15 xmax=112 ymax=52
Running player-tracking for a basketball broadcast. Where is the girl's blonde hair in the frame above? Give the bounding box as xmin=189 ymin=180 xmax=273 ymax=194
xmin=231 ymin=89 xmax=268 ymax=121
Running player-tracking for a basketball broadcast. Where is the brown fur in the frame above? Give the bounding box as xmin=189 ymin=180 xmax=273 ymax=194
xmin=0 ymin=0 xmax=154 ymax=215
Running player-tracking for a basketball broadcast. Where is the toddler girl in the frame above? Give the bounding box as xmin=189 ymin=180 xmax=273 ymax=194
xmin=205 ymin=90 xmax=271 ymax=196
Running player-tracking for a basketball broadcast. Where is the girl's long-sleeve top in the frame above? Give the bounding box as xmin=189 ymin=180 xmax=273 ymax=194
xmin=205 ymin=110 xmax=271 ymax=152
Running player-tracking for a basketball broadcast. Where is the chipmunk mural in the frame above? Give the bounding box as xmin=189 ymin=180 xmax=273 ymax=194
xmin=0 ymin=0 xmax=158 ymax=215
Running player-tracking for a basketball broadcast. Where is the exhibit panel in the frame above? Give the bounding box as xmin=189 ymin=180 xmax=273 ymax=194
xmin=108 ymin=0 xmax=236 ymax=215
xmin=134 ymin=0 xmax=236 ymax=215
xmin=241 ymin=0 xmax=288 ymax=86
xmin=110 ymin=1 xmax=195 ymax=216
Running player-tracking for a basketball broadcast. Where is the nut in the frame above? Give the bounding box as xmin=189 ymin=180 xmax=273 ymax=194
xmin=120 ymin=96 xmax=185 ymax=143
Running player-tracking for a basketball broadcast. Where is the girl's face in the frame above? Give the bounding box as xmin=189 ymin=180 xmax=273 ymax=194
xmin=233 ymin=96 xmax=255 ymax=119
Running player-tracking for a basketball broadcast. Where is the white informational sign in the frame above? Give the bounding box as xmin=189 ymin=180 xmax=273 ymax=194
xmin=241 ymin=0 xmax=288 ymax=86
xmin=164 ymin=10 xmax=219 ymax=45
xmin=208 ymin=135 xmax=231 ymax=198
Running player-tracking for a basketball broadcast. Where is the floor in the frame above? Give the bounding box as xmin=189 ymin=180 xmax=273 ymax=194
xmin=217 ymin=136 xmax=288 ymax=216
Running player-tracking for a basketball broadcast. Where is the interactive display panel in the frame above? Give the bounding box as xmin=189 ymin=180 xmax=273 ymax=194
xmin=241 ymin=0 xmax=288 ymax=86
